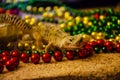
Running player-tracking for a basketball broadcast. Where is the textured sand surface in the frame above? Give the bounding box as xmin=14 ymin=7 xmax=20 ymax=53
xmin=0 ymin=53 xmax=120 ymax=80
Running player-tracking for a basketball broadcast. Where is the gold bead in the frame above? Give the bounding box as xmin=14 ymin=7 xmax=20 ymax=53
xmin=45 ymin=6 xmax=51 ymax=11
xmin=53 ymin=6 xmax=58 ymax=10
xmin=24 ymin=43 xmax=30 ymax=50
xmin=38 ymin=22 xmax=42 ymax=26
xmin=83 ymin=20 xmax=88 ymax=25
xmin=83 ymin=16 xmax=89 ymax=21
xmin=90 ymin=38 xmax=95 ymax=42
xmin=67 ymin=21 xmax=74 ymax=27
xmin=60 ymin=23 xmax=65 ymax=28
xmin=118 ymin=34 xmax=120 ymax=37
xmin=59 ymin=6 xmax=66 ymax=12
xmin=82 ymin=34 xmax=90 ymax=42
xmin=88 ymin=21 xmax=93 ymax=26
xmin=91 ymin=32 xmax=97 ymax=37
xmin=75 ymin=16 xmax=81 ymax=24
xmin=18 ymin=42 xmax=24 ymax=50
xmin=108 ymin=38 xmax=114 ymax=42
xmin=96 ymin=36 xmax=102 ymax=39
xmin=115 ymin=36 xmax=120 ymax=41
xmin=100 ymin=15 xmax=105 ymax=20
xmin=38 ymin=7 xmax=44 ymax=12
xmin=24 ymin=15 xmax=30 ymax=19
xmin=43 ymin=12 xmax=48 ymax=18
xmin=67 ymin=16 xmax=73 ymax=21
xmin=48 ymin=12 xmax=54 ymax=18
xmin=107 ymin=22 xmax=111 ymax=26
xmin=7 ymin=42 xmax=14 ymax=49
xmin=26 ymin=5 xmax=32 ymax=11
xmin=118 ymin=19 xmax=120 ymax=24
xmin=98 ymin=32 xmax=105 ymax=38
xmin=57 ymin=11 xmax=63 ymax=17
xmin=32 ymin=7 xmax=37 ymax=12
xmin=31 ymin=45 xmax=36 ymax=50
xmin=64 ymin=11 xmax=70 ymax=18
xmin=25 ymin=19 xmax=29 ymax=23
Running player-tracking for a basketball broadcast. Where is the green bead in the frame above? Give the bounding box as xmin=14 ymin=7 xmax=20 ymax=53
xmin=72 ymin=31 xmax=77 ymax=36
xmin=99 ymin=27 xmax=103 ymax=32
xmin=93 ymin=26 xmax=97 ymax=32
xmin=81 ymin=28 xmax=85 ymax=32
xmin=49 ymin=51 xmax=54 ymax=55
xmin=26 ymin=50 xmax=32 ymax=56
xmin=102 ymin=46 xmax=107 ymax=53
xmin=34 ymin=50 xmax=39 ymax=54
xmin=40 ymin=50 xmax=45 ymax=54
xmin=77 ymin=31 xmax=81 ymax=34
xmin=73 ymin=26 xmax=78 ymax=31
xmin=94 ymin=47 xmax=100 ymax=53
xmin=109 ymin=34 xmax=115 ymax=38
xmin=87 ymin=29 xmax=92 ymax=34
xmin=78 ymin=22 xmax=84 ymax=28
xmin=115 ymin=30 xmax=120 ymax=35
xmin=49 ymin=18 xmax=54 ymax=22
xmin=93 ymin=20 xmax=97 ymax=25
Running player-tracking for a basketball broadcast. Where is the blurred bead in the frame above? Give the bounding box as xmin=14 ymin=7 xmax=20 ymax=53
xmin=67 ymin=21 xmax=74 ymax=27
xmin=100 ymin=15 xmax=105 ymax=20
xmin=24 ymin=43 xmax=30 ymax=50
xmin=59 ymin=6 xmax=66 ymax=12
xmin=98 ymin=32 xmax=105 ymax=38
xmin=31 ymin=45 xmax=36 ymax=50
xmin=67 ymin=16 xmax=73 ymax=21
xmin=88 ymin=22 xmax=92 ymax=26
xmin=83 ymin=20 xmax=88 ymax=25
xmin=118 ymin=20 xmax=120 ymax=24
xmin=107 ymin=22 xmax=111 ymax=26
xmin=96 ymin=36 xmax=102 ymax=39
xmin=97 ymin=39 xmax=104 ymax=48
xmin=60 ymin=23 xmax=65 ymax=28
xmin=25 ymin=19 xmax=29 ymax=23
xmin=115 ymin=36 xmax=120 ymax=41
xmin=24 ymin=15 xmax=30 ymax=19
xmin=26 ymin=5 xmax=32 ymax=11
xmin=53 ymin=6 xmax=58 ymax=10
xmin=64 ymin=11 xmax=70 ymax=19
xmin=38 ymin=7 xmax=44 ymax=12
xmin=83 ymin=16 xmax=89 ymax=21
xmin=90 ymin=38 xmax=95 ymax=42
xmin=43 ymin=12 xmax=48 ymax=18
xmin=57 ymin=11 xmax=63 ymax=17
xmin=48 ymin=12 xmax=54 ymax=18
xmin=91 ymin=32 xmax=97 ymax=37
xmin=75 ymin=16 xmax=81 ymax=24
xmin=94 ymin=13 xmax=99 ymax=19
xmin=108 ymin=38 xmax=115 ymax=42
xmin=38 ymin=22 xmax=42 ymax=26
xmin=7 ymin=42 xmax=14 ymax=49
xmin=82 ymin=34 xmax=90 ymax=42
xmin=17 ymin=43 xmax=24 ymax=50
xmin=45 ymin=6 xmax=51 ymax=11
xmin=116 ymin=43 xmax=120 ymax=53
xmin=32 ymin=7 xmax=37 ymax=12
xmin=104 ymin=41 xmax=114 ymax=52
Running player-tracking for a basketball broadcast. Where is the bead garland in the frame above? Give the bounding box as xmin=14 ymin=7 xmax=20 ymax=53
xmin=0 ymin=39 xmax=120 ymax=73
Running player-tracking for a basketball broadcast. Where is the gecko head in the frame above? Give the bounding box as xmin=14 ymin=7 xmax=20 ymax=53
xmin=62 ymin=34 xmax=83 ymax=49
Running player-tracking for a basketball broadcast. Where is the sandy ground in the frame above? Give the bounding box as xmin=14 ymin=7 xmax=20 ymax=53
xmin=0 ymin=53 xmax=120 ymax=80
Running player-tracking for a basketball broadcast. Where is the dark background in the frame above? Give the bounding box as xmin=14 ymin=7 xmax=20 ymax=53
xmin=60 ymin=0 xmax=120 ymax=8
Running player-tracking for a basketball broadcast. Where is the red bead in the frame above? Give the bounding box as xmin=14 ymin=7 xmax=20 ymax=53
xmin=0 ymin=63 xmax=4 ymax=73
xmin=6 ymin=10 xmax=11 ymax=14
xmin=2 ymin=51 xmax=10 ymax=56
xmin=66 ymin=50 xmax=75 ymax=60
xmin=5 ymin=60 xmax=15 ymax=71
xmin=94 ymin=13 xmax=99 ymax=19
xmin=104 ymin=41 xmax=114 ymax=52
xmin=84 ymin=45 xmax=93 ymax=55
xmin=42 ymin=53 xmax=51 ymax=63
xmin=0 ymin=8 xmax=5 ymax=13
xmin=2 ymin=56 xmax=11 ymax=64
xmin=10 ymin=57 xmax=19 ymax=68
xmin=53 ymin=51 xmax=63 ymax=61
xmin=31 ymin=54 xmax=40 ymax=64
xmin=97 ymin=39 xmax=104 ymax=48
xmin=79 ymin=49 xmax=89 ymax=58
xmin=11 ymin=50 xmax=20 ymax=58
xmin=89 ymin=41 xmax=98 ymax=48
xmin=20 ymin=52 xmax=29 ymax=63
xmin=116 ymin=43 xmax=120 ymax=53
